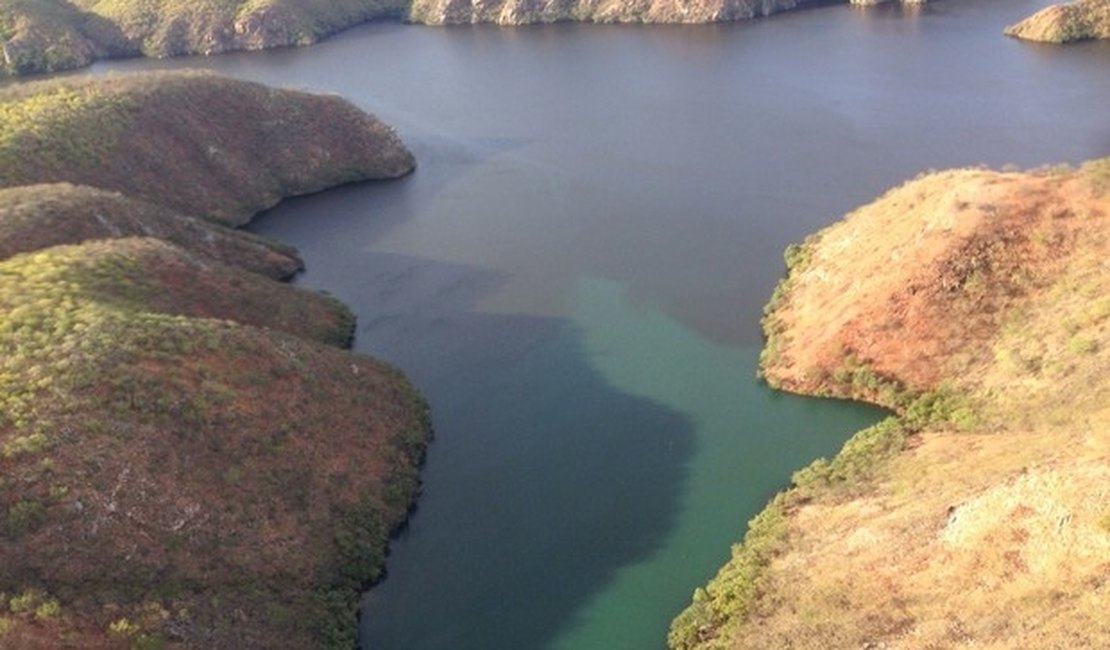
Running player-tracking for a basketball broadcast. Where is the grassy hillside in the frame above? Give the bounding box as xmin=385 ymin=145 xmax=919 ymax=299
xmin=0 ymin=72 xmax=430 ymax=648
xmin=0 ymin=70 xmax=414 ymax=225
xmin=0 ymin=240 xmax=429 ymax=648
xmin=0 ymin=0 xmax=404 ymax=76
xmin=0 ymin=0 xmax=136 ymax=76
xmin=407 ymin=0 xmax=808 ymax=26
xmin=71 ymin=0 xmax=406 ymax=58
xmin=670 ymin=159 xmax=1109 ymax=650
xmin=0 ymin=183 xmax=303 ymax=278
xmin=1005 ymin=0 xmax=1110 ymax=43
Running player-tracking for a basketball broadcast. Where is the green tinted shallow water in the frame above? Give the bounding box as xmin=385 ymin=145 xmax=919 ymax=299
xmin=550 ymin=278 xmax=883 ymax=649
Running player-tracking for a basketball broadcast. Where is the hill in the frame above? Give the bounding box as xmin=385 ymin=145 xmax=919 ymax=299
xmin=1005 ymin=0 xmax=1110 ymax=43
xmin=0 ymin=0 xmax=405 ymax=76
xmin=0 ymin=0 xmax=948 ymax=75
xmin=0 ymin=0 xmax=136 ymax=76
xmin=0 ymin=70 xmax=414 ymax=225
xmin=0 ymin=72 xmax=429 ymax=649
xmin=0 ymin=183 xmax=303 ymax=279
xmin=69 ymin=0 xmax=406 ymax=58
xmin=407 ymin=0 xmax=809 ymax=26
xmin=670 ymin=159 xmax=1109 ymax=650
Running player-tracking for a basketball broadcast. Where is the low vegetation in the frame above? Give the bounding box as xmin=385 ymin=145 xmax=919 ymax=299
xmin=0 ymin=72 xmax=429 ymax=648
xmin=0 ymin=70 xmax=415 ymax=225
xmin=1005 ymin=0 xmax=1110 ymax=43
xmin=0 ymin=0 xmax=407 ymax=76
xmin=0 ymin=183 xmax=303 ymax=278
xmin=2 ymin=0 xmax=953 ymax=76
xmin=670 ymin=160 xmax=1109 ymax=649
xmin=0 ymin=0 xmax=136 ymax=76
xmin=72 ymin=0 xmax=407 ymax=58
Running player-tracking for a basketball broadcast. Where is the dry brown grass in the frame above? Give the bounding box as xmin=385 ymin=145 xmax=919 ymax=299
xmin=674 ymin=160 xmax=1110 ymax=650
xmin=740 ymin=420 xmax=1110 ymax=650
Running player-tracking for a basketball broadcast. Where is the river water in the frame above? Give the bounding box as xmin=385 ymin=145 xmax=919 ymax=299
xmin=86 ymin=1 xmax=1108 ymax=648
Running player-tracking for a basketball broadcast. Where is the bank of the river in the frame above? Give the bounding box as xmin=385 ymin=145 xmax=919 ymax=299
xmin=5 ymin=0 xmax=953 ymax=78
xmin=0 ymin=71 xmax=428 ymax=649
xmin=671 ymin=159 xmax=1110 ymax=650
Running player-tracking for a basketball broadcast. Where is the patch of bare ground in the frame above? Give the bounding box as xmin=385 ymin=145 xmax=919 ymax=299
xmin=671 ymin=159 xmax=1109 ymax=649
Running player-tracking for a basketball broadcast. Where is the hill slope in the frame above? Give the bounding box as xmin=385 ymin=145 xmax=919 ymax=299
xmin=670 ymin=159 xmax=1109 ymax=650
xmin=0 ymin=70 xmax=414 ymax=225
xmin=1 ymin=0 xmax=944 ymax=75
xmin=0 ymin=0 xmax=136 ymax=76
xmin=407 ymin=0 xmax=808 ymax=26
xmin=0 ymin=183 xmax=303 ymax=278
xmin=0 ymin=72 xmax=429 ymax=649
xmin=70 ymin=0 xmax=406 ymax=58
xmin=1005 ymin=0 xmax=1110 ymax=43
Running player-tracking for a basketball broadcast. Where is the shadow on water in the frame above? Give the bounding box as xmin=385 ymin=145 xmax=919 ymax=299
xmin=250 ymin=169 xmax=698 ymax=650
xmin=354 ymin=256 xmax=698 ymax=650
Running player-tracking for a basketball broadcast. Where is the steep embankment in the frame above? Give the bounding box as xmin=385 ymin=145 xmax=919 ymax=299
xmin=0 ymin=0 xmax=404 ymax=76
xmin=0 ymin=0 xmax=947 ymax=75
xmin=0 ymin=0 xmax=136 ymax=76
xmin=70 ymin=0 xmax=406 ymax=57
xmin=408 ymin=0 xmax=807 ymax=26
xmin=408 ymin=0 xmax=922 ymax=25
xmin=0 ymin=70 xmax=413 ymax=225
xmin=1005 ymin=0 xmax=1110 ymax=43
xmin=0 ymin=72 xmax=429 ymax=649
xmin=671 ymin=160 xmax=1110 ymax=650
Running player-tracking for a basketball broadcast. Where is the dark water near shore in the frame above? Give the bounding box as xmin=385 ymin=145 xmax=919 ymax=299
xmin=89 ymin=1 xmax=1108 ymax=648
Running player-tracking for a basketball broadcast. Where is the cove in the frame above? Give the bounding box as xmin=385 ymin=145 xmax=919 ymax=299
xmin=83 ymin=0 xmax=1109 ymax=648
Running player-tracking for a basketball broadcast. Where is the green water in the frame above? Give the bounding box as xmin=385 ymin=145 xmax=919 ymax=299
xmin=550 ymin=278 xmax=882 ymax=648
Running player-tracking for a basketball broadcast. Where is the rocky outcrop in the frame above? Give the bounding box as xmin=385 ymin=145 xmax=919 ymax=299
xmin=1004 ymin=0 xmax=1110 ymax=43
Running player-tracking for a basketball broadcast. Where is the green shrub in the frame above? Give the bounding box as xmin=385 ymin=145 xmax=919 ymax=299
xmin=668 ymin=496 xmax=790 ymax=649
xmin=33 ymin=598 xmax=60 ymax=620
xmin=6 ymin=499 xmax=45 ymax=535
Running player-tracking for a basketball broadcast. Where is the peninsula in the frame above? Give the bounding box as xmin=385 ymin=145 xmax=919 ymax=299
xmin=670 ymin=160 xmax=1109 ymax=649
xmin=0 ymin=71 xmax=428 ymax=649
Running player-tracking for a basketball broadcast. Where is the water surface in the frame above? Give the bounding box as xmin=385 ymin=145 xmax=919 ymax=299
xmin=86 ymin=2 xmax=1109 ymax=648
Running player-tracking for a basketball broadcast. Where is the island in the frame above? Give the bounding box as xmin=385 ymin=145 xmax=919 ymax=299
xmin=0 ymin=71 xmax=429 ymax=649
xmin=670 ymin=160 xmax=1109 ymax=649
